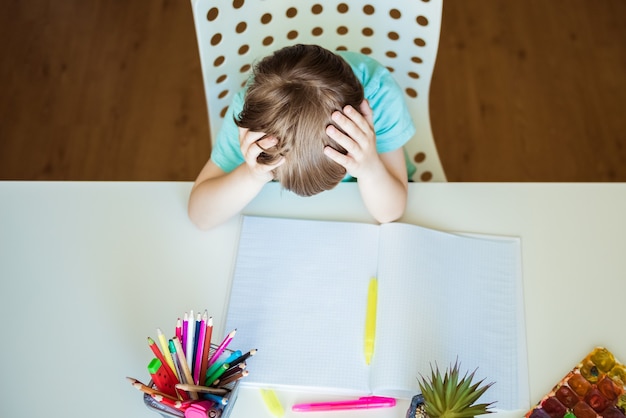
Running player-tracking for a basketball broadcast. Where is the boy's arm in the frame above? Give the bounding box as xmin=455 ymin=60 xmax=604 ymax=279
xmin=188 ymin=129 xmax=283 ymax=230
xmin=356 ymin=148 xmax=408 ymax=223
xmin=324 ymin=100 xmax=408 ymax=223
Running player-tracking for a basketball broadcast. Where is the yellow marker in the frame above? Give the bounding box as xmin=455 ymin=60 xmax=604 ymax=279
xmin=364 ymin=278 xmax=378 ymax=365
xmin=260 ymin=389 xmax=284 ymax=417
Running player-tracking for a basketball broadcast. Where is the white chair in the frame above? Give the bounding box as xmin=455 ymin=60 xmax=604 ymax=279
xmin=190 ymin=0 xmax=446 ymax=181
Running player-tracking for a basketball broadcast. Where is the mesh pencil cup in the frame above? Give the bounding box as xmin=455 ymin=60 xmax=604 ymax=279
xmin=143 ymin=345 xmax=243 ymax=418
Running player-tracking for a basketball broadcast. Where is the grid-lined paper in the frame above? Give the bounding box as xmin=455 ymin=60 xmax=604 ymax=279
xmin=224 ymin=216 xmax=528 ymax=410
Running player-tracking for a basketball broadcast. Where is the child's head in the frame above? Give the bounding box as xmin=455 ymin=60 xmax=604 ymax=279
xmin=235 ymin=44 xmax=364 ymax=196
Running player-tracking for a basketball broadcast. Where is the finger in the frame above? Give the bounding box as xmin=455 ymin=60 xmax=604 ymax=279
xmin=331 ymin=108 xmax=368 ymax=144
xmin=326 ymin=124 xmax=359 ymax=156
xmin=256 ymin=135 xmax=278 ymax=151
xmin=358 ymin=99 xmax=374 ymax=127
xmin=239 ymin=127 xmax=266 ymax=148
xmin=323 ymin=146 xmax=352 ymax=170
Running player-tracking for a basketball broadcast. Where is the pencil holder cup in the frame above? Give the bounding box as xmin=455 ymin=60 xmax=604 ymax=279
xmin=143 ymin=381 xmax=240 ymax=418
xmin=143 ymin=345 xmax=242 ymax=418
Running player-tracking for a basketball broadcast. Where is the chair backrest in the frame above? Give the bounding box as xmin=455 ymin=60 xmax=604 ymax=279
xmin=190 ymin=0 xmax=446 ymax=181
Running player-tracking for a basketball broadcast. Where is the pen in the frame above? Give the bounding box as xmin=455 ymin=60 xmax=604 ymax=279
xmin=292 ymin=396 xmax=396 ymax=412
xmin=168 ymin=339 xmax=184 ymax=382
xmin=260 ymin=389 xmax=285 ymax=417
xmin=364 ymin=278 xmax=378 ymax=365
xmin=172 ymin=336 xmax=199 ymax=400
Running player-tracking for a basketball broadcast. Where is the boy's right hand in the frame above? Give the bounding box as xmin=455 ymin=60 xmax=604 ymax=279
xmin=239 ymin=127 xmax=285 ymax=183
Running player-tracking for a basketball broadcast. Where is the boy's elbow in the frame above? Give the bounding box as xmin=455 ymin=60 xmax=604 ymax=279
xmin=187 ymin=202 xmax=214 ymax=231
xmin=374 ymin=205 xmax=406 ymax=224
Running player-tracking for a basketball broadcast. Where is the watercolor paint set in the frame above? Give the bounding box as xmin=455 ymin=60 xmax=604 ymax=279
xmin=526 ymin=347 xmax=625 ymax=418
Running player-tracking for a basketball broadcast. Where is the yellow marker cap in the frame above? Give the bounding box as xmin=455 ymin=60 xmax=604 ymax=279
xmin=260 ymin=389 xmax=285 ymax=417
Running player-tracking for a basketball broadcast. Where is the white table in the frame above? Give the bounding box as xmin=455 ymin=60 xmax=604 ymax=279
xmin=0 ymin=182 xmax=624 ymax=418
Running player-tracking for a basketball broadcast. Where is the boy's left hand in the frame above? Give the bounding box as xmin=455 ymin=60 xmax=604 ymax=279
xmin=324 ymin=100 xmax=383 ymax=179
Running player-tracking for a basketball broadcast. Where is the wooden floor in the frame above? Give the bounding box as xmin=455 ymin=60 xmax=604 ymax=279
xmin=1 ymin=0 xmax=625 ymax=182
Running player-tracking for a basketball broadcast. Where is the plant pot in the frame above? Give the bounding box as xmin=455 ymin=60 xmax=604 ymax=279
xmin=406 ymin=394 xmax=426 ymax=418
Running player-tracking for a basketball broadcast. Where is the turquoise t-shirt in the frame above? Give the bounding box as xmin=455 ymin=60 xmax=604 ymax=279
xmin=211 ymin=50 xmax=416 ymax=179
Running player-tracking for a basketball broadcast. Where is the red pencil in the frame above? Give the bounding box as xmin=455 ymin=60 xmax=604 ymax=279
xmin=147 ymin=337 xmax=180 ymax=386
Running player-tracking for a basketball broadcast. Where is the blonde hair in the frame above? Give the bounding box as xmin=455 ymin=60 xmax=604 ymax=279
xmin=236 ymin=44 xmax=364 ymax=196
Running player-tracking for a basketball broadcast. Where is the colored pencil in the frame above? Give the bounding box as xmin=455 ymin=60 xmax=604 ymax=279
xmin=193 ymin=311 xmax=206 ymax=383
xmin=216 ymin=370 xmax=248 ymax=387
xmin=172 ymin=336 xmax=199 ymax=400
xmin=199 ymin=316 xmax=213 ymax=383
xmin=147 ymin=337 xmax=180 ymax=385
xmin=205 ymin=363 xmax=229 ymax=386
xmin=189 ymin=312 xmax=202 ymax=380
xmin=186 ymin=310 xmax=196 ymax=370
xmin=175 ymin=383 xmax=228 ymax=395
xmin=227 ymin=348 xmax=256 ymax=369
xmin=126 ymin=377 xmax=179 ymax=401
xmin=219 ymin=363 xmax=246 ymax=380
xmin=182 ymin=312 xmax=189 ymax=355
xmin=208 ymin=329 xmax=236 ymax=367
xmin=175 ymin=317 xmax=182 ymax=342
xmin=151 ymin=394 xmax=184 ymax=409
xmin=157 ymin=328 xmax=176 ymax=375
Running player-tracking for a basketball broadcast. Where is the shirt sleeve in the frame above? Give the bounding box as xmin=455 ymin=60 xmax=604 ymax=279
xmin=210 ymin=89 xmax=247 ymax=173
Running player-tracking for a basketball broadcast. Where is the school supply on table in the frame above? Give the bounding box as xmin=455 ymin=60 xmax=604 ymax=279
xmin=525 ymin=347 xmax=626 ymax=418
xmin=224 ymin=216 xmax=529 ymax=411
xmin=260 ymin=389 xmax=285 ymax=417
xmin=128 ymin=309 xmax=255 ymax=418
xmin=292 ymin=396 xmax=397 ymax=412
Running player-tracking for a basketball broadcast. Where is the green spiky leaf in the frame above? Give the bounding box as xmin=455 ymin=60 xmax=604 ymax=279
xmin=417 ymin=360 xmax=495 ymax=418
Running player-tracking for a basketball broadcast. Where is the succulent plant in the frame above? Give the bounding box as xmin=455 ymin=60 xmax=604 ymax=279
xmin=409 ymin=361 xmax=494 ymax=418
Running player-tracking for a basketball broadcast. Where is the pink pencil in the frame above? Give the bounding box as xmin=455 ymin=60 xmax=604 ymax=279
xmin=182 ymin=312 xmax=189 ymax=355
xmin=193 ymin=311 xmax=207 ymax=384
xmin=175 ymin=318 xmax=182 ymax=342
xmin=208 ymin=329 xmax=237 ymax=367
xmin=199 ymin=316 xmax=213 ymax=384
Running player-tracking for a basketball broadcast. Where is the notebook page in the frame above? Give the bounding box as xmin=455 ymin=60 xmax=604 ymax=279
xmin=371 ymin=223 xmax=525 ymax=410
xmin=224 ymin=216 xmax=379 ymax=394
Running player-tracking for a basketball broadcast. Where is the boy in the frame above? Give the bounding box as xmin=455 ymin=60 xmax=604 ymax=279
xmin=188 ymin=44 xmax=415 ymax=230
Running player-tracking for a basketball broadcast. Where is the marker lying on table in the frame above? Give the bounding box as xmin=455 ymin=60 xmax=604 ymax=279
xmin=292 ymin=396 xmax=396 ymax=412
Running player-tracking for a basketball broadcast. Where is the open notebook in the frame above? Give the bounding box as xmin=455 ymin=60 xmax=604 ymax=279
xmin=224 ymin=216 xmax=529 ymax=411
